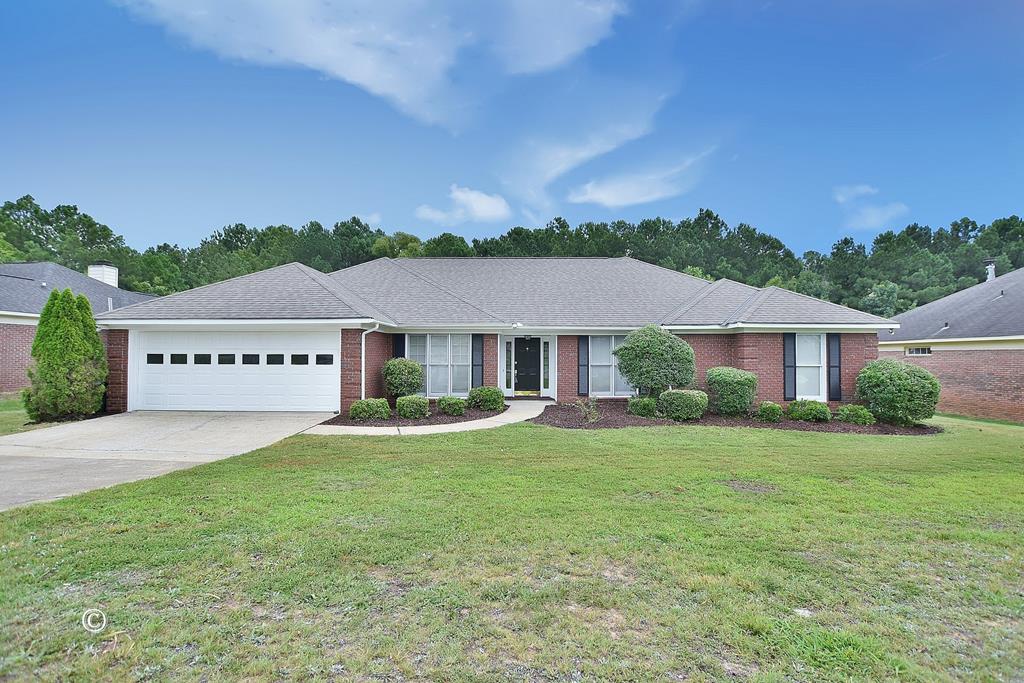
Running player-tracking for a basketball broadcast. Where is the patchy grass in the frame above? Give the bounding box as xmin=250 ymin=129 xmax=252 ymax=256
xmin=0 ymin=396 xmax=36 ymax=436
xmin=1 ymin=416 xmax=1021 ymax=680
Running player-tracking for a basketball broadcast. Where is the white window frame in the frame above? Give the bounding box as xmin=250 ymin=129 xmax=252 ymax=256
xmin=588 ymin=334 xmax=635 ymax=397
xmin=406 ymin=333 xmax=472 ymax=397
xmin=795 ymin=333 xmax=827 ymax=401
xmin=498 ymin=335 xmax=557 ymax=398
xmin=906 ymin=346 xmax=932 ymax=356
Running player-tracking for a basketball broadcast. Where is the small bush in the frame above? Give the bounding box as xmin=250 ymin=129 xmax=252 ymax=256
xmin=574 ymin=397 xmax=601 ymax=423
xmin=835 ymin=404 xmax=876 ymax=425
xmin=787 ymin=399 xmax=832 ymax=422
xmin=396 ymin=395 xmax=429 ymax=419
xmin=705 ymin=366 xmax=758 ymax=416
xmin=855 ymin=359 xmax=940 ymax=426
xmin=381 ymin=358 xmax=424 ymax=397
xmin=437 ymin=395 xmax=466 ymax=416
xmin=467 ymin=386 xmax=504 ymax=411
xmin=658 ymin=389 xmax=708 ymax=421
xmin=349 ymin=398 xmax=391 ymax=421
xmin=627 ymin=396 xmax=658 ymax=418
xmin=754 ymin=400 xmax=783 ymax=423
xmin=613 ymin=325 xmax=695 ymax=395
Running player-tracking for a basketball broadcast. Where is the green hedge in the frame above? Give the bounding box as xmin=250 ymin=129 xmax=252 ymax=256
xmin=658 ymin=389 xmax=708 ymax=421
xmin=349 ymin=398 xmax=391 ymax=421
xmin=396 ymin=395 xmax=429 ymax=419
xmin=705 ymin=366 xmax=758 ymax=416
xmin=467 ymin=386 xmax=504 ymax=411
xmin=786 ymin=399 xmax=831 ymax=422
xmin=835 ymin=404 xmax=876 ymax=425
xmin=855 ymin=359 xmax=940 ymax=426
xmin=381 ymin=358 xmax=423 ymax=397
xmin=754 ymin=400 xmax=783 ymax=423
xmin=613 ymin=325 xmax=695 ymax=395
xmin=627 ymin=396 xmax=658 ymax=418
xmin=437 ymin=395 xmax=466 ymax=416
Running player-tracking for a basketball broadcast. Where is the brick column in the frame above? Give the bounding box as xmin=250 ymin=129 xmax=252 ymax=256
xmin=556 ymin=335 xmax=578 ymax=401
xmin=103 ymin=329 xmax=129 ymax=413
xmin=0 ymin=322 xmax=37 ymax=392
xmin=363 ymin=331 xmax=393 ymax=400
xmin=340 ymin=329 xmax=362 ymax=413
xmin=483 ymin=334 xmax=499 ymax=386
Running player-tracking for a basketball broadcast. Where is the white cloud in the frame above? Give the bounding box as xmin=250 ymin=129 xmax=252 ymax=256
xmin=115 ymin=0 xmax=624 ymax=125
xmin=567 ymin=148 xmax=714 ymax=208
xmin=843 ymin=202 xmax=909 ymax=231
xmin=362 ymin=212 xmax=382 ymax=227
xmin=833 ymin=184 xmax=878 ymax=204
xmin=416 ymin=184 xmax=512 ymax=226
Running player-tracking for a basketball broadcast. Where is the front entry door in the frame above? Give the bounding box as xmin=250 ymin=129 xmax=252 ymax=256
xmin=514 ymin=337 xmax=541 ymax=394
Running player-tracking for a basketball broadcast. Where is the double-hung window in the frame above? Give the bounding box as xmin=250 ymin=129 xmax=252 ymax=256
xmin=407 ymin=334 xmax=472 ymax=396
xmin=589 ymin=335 xmax=633 ymax=396
xmin=795 ymin=333 xmax=826 ymax=401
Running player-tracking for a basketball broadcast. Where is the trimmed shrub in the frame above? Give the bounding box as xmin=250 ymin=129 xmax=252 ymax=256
xmin=705 ymin=366 xmax=758 ymax=416
xmin=835 ymin=404 xmax=876 ymax=425
xmin=23 ymin=289 xmax=107 ymax=422
xmin=658 ymin=389 xmax=708 ymax=421
xmin=855 ymin=359 xmax=940 ymax=426
xmin=787 ymin=399 xmax=832 ymax=422
xmin=754 ymin=400 xmax=783 ymax=423
xmin=437 ymin=395 xmax=466 ymax=416
xmin=467 ymin=386 xmax=504 ymax=411
xmin=396 ymin=395 xmax=429 ymax=419
xmin=349 ymin=398 xmax=391 ymax=421
xmin=381 ymin=358 xmax=424 ymax=397
xmin=627 ymin=396 xmax=658 ymax=418
xmin=613 ymin=325 xmax=695 ymax=395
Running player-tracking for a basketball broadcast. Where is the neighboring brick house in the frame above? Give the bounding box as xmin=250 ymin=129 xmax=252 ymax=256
xmin=93 ymin=257 xmax=894 ymax=413
xmin=879 ymin=263 xmax=1023 ymax=422
xmin=0 ymin=262 xmax=154 ymax=393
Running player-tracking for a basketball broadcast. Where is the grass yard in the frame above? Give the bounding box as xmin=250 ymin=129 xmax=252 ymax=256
xmin=1 ymin=417 xmax=1022 ymax=681
xmin=0 ymin=396 xmax=34 ymax=437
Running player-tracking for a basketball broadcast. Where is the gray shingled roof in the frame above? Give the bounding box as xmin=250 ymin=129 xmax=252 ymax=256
xmin=0 ymin=262 xmax=154 ymax=316
xmin=882 ymin=266 xmax=1023 ymax=341
xmin=92 ymin=256 xmax=894 ymax=328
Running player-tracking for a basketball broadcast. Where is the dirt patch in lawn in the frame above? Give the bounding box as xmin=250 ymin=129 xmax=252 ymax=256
xmin=322 ymin=404 xmax=507 ymax=427
xmin=529 ymin=401 xmax=942 ymax=435
xmin=724 ymin=479 xmax=778 ymax=494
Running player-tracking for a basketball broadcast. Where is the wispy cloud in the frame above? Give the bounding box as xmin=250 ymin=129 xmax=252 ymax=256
xmin=832 ymin=184 xmax=878 ymax=204
xmin=115 ymin=0 xmax=624 ymax=125
xmin=843 ymin=202 xmax=909 ymax=231
xmin=416 ymin=184 xmax=512 ymax=226
xmin=567 ymin=148 xmax=714 ymax=208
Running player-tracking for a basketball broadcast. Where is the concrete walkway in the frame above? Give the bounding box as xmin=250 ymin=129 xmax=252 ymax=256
xmin=303 ymin=400 xmax=549 ymax=436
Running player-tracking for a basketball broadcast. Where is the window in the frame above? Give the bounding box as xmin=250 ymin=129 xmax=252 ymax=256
xmin=194 ymin=353 xmax=211 ymax=365
xmin=542 ymin=340 xmax=550 ymax=390
xmin=146 ymin=353 xmax=164 ymax=364
xmin=315 ymin=354 xmax=334 ymax=365
xmin=170 ymin=353 xmax=187 ymax=365
xmin=795 ymin=333 xmax=825 ymax=400
xmin=291 ymin=354 xmax=309 ymax=365
xmin=407 ymin=334 xmax=472 ymax=396
xmin=218 ymin=353 xmax=235 ymax=365
xmin=505 ymin=340 xmax=513 ymax=388
xmin=266 ymin=354 xmax=284 ymax=365
xmin=242 ymin=354 xmax=259 ymax=365
xmin=589 ymin=335 xmax=633 ymax=396
xmin=906 ymin=347 xmax=932 ymax=356
xmin=450 ymin=334 xmax=471 ymax=394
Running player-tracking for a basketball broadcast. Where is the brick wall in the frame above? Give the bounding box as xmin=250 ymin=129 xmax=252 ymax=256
xmin=880 ymin=346 xmax=1024 ymax=422
xmin=483 ymin=334 xmax=499 ymax=386
xmin=340 ymin=329 xmax=394 ymax=412
xmin=556 ymin=335 xmax=579 ymax=400
xmin=0 ymin=322 xmax=36 ymax=393
xmin=103 ymin=329 xmax=129 ymax=413
xmin=363 ymin=331 xmax=393 ymax=400
xmin=677 ymin=334 xmax=737 ymax=390
xmin=840 ymin=333 xmax=878 ymax=403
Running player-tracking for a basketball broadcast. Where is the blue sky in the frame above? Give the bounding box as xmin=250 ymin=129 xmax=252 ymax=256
xmin=1 ymin=1 xmax=1021 ymax=255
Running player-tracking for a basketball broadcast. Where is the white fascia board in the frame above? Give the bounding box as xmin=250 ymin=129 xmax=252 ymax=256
xmin=96 ymin=318 xmax=377 ymax=331
xmin=664 ymin=322 xmax=898 ymax=333
xmin=0 ymin=311 xmax=40 ymax=325
xmin=879 ymin=334 xmax=1024 ymax=346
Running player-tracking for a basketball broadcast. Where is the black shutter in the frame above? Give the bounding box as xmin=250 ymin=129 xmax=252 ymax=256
xmin=783 ymin=333 xmax=796 ymax=401
xmin=471 ymin=334 xmax=484 ymax=388
xmin=827 ymin=333 xmax=842 ymax=401
xmin=392 ymin=333 xmax=405 ymax=359
xmin=577 ymin=335 xmax=589 ymax=395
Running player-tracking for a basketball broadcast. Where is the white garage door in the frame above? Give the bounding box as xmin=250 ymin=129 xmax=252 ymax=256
xmin=133 ymin=331 xmax=340 ymax=411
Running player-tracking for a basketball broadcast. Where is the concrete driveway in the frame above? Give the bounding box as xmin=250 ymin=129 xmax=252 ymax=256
xmin=0 ymin=411 xmax=331 ymax=510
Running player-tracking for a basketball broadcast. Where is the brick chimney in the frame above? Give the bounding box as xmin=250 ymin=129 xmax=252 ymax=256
xmin=983 ymin=258 xmax=996 ymax=282
xmin=87 ymin=262 xmax=119 ymax=287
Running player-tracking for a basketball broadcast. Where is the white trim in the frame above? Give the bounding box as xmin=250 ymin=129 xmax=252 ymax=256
xmin=0 ymin=311 xmax=40 ymax=325
xmin=587 ymin=334 xmax=636 ymax=398
xmin=360 ymin=323 xmax=381 ymax=399
xmin=498 ymin=334 xmax=557 ymax=398
xmin=880 ymin=334 xmax=1024 ymax=346
xmin=96 ymin=318 xmax=376 ymax=329
xmin=794 ymin=333 xmax=827 ymax=402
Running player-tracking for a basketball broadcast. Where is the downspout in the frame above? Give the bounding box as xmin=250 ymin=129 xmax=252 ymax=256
xmin=360 ymin=323 xmax=381 ymax=400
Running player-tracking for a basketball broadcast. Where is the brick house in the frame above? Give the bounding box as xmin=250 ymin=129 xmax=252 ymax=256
xmin=92 ymin=257 xmax=894 ymax=413
xmin=879 ymin=262 xmax=1023 ymax=422
xmin=0 ymin=262 xmax=154 ymax=393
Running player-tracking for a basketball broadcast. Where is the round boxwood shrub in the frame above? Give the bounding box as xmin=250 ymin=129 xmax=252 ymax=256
xmin=754 ymin=400 xmax=783 ymax=423
xmin=627 ymin=396 xmax=658 ymax=418
xmin=437 ymin=395 xmax=466 ymax=416
xmin=835 ymin=404 xmax=876 ymax=425
xmin=381 ymin=358 xmax=424 ymax=397
xmin=705 ymin=366 xmax=758 ymax=416
xmin=658 ymin=389 xmax=708 ymax=421
xmin=349 ymin=398 xmax=391 ymax=421
xmin=467 ymin=386 xmax=504 ymax=411
xmin=786 ymin=399 xmax=832 ymax=422
xmin=855 ymin=359 xmax=940 ymax=426
xmin=613 ymin=325 xmax=695 ymax=396
xmin=396 ymin=394 xmax=429 ymax=419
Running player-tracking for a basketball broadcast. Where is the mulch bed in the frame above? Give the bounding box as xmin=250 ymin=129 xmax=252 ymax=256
xmin=322 ymin=404 xmax=507 ymax=428
xmin=529 ymin=401 xmax=942 ymax=435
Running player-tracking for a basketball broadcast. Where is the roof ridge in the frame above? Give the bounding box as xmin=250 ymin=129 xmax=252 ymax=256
xmin=294 ymin=263 xmax=396 ymax=325
xmin=897 ymin=267 xmax=1022 ymax=320
xmin=386 ymin=259 xmax=509 ymax=324
xmin=659 ymin=279 xmax=723 ymax=324
xmin=723 ymin=285 xmax=771 ymax=324
xmin=619 ymin=256 xmax=721 ymax=286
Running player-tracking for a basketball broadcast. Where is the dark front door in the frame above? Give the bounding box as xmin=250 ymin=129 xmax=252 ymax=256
xmin=514 ymin=337 xmax=541 ymax=393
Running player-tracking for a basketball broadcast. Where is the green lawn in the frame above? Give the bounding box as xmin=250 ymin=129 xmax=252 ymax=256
xmin=1 ymin=418 xmax=1022 ymax=681
xmin=0 ymin=397 xmax=33 ymax=436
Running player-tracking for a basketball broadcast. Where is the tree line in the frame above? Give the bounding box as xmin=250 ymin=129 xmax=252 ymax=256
xmin=1 ymin=194 xmax=1020 ymax=317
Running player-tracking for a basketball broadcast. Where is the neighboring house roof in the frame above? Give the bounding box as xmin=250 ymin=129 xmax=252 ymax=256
xmin=0 ymin=262 xmax=154 ymax=316
xmin=95 ymin=256 xmax=893 ymax=329
xmin=881 ymin=266 xmax=1023 ymax=342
